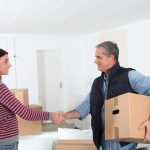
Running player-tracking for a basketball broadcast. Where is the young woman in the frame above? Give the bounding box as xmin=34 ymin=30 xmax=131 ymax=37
xmin=0 ymin=48 xmax=62 ymax=150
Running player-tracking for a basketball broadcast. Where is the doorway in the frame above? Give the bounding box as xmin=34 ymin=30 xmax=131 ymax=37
xmin=37 ymin=50 xmax=64 ymax=112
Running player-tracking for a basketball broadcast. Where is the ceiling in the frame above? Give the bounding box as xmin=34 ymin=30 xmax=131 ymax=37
xmin=0 ymin=0 xmax=150 ymax=35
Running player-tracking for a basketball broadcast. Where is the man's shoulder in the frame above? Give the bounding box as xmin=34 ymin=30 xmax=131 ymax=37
xmin=119 ymin=66 xmax=135 ymax=72
xmin=92 ymin=76 xmax=103 ymax=87
xmin=93 ymin=76 xmax=102 ymax=82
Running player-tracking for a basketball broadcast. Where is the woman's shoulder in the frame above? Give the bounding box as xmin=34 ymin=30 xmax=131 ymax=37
xmin=0 ymin=81 xmax=6 ymax=87
xmin=0 ymin=80 xmax=3 ymax=84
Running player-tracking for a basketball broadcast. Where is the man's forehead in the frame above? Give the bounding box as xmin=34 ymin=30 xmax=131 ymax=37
xmin=95 ymin=47 xmax=105 ymax=54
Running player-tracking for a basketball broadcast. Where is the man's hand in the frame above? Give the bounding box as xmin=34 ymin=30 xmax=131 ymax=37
xmin=52 ymin=111 xmax=66 ymax=125
xmin=138 ymin=118 xmax=150 ymax=141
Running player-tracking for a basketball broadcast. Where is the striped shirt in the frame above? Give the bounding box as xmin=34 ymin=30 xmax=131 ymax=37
xmin=0 ymin=82 xmax=52 ymax=145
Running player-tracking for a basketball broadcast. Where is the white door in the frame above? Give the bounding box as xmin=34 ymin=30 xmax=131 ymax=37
xmin=37 ymin=50 xmax=64 ymax=112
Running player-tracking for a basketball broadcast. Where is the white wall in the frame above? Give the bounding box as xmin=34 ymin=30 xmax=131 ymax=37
xmin=0 ymin=34 xmax=85 ymax=111
xmin=127 ymin=19 xmax=150 ymax=76
xmin=63 ymin=32 xmax=102 ymax=112
xmin=1 ymin=19 xmax=150 ymax=113
xmin=77 ymin=32 xmax=103 ymax=91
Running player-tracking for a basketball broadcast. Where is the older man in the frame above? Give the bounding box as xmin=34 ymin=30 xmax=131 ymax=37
xmin=63 ymin=41 xmax=150 ymax=150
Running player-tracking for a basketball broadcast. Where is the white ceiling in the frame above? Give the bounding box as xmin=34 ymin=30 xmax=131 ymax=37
xmin=0 ymin=0 xmax=150 ymax=35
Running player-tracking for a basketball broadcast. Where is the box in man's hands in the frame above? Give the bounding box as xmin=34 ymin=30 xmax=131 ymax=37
xmin=105 ymin=93 xmax=150 ymax=143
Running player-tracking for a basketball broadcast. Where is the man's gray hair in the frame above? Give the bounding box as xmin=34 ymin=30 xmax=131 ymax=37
xmin=96 ymin=41 xmax=119 ymax=62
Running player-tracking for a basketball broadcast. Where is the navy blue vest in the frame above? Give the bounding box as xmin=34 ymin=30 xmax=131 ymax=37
xmin=90 ymin=63 xmax=137 ymax=149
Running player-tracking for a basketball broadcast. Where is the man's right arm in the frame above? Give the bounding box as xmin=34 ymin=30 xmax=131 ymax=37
xmin=65 ymin=93 xmax=90 ymax=120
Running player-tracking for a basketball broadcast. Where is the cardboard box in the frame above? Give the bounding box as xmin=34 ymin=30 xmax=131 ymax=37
xmin=105 ymin=93 xmax=150 ymax=143
xmin=55 ymin=140 xmax=96 ymax=150
xmin=17 ymin=105 xmax=42 ymax=136
xmin=29 ymin=104 xmax=42 ymax=110
xmin=11 ymin=89 xmax=29 ymax=106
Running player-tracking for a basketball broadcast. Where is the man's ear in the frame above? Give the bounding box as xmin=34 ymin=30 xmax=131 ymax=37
xmin=110 ymin=55 xmax=115 ymax=61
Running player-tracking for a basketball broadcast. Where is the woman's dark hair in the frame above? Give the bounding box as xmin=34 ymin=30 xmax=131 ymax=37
xmin=0 ymin=49 xmax=8 ymax=80
xmin=0 ymin=48 xmax=8 ymax=57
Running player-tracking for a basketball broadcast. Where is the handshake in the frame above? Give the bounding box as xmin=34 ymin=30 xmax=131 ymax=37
xmin=52 ymin=111 xmax=68 ymax=125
